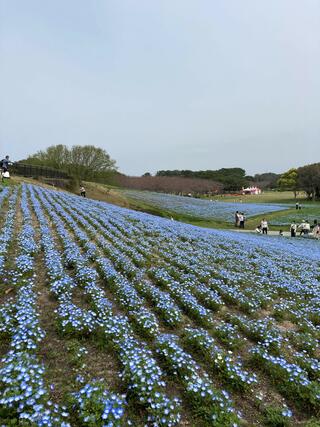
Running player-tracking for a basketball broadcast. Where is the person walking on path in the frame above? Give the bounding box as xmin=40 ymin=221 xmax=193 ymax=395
xmin=290 ymin=221 xmax=297 ymax=237
xmin=261 ymin=218 xmax=268 ymax=234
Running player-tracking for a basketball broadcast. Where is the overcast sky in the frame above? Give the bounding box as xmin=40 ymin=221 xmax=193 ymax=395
xmin=1 ymin=1 xmax=319 ymax=176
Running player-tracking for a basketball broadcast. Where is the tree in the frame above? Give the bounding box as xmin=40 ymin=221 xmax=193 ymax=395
xmin=297 ymin=163 xmax=320 ymax=200
xmin=25 ymin=144 xmax=117 ymax=181
xmin=68 ymin=145 xmax=116 ymax=180
xmin=26 ymin=144 xmax=70 ymax=169
xmin=253 ymin=172 xmax=280 ymax=189
xmin=277 ymin=168 xmax=299 ymax=198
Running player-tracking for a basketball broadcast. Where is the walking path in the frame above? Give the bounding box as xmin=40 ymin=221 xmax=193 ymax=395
xmin=233 ymin=229 xmax=318 ymax=239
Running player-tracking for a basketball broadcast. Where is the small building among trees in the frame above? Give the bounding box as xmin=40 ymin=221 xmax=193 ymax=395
xmin=242 ymin=186 xmax=261 ymax=195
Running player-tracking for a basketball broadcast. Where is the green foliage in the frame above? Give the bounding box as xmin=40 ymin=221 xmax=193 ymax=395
xmin=298 ymin=163 xmax=320 ymax=200
xmin=70 ymin=380 xmax=127 ymax=426
xmin=156 ymin=168 xmax=248 ymax=191
xmin=277 ymin=168 xmax=298 ymax=196
xmin=262 ymin=406 xmax=291 ymax=426
xmin=25 ymin=144 xmax=117 ymax=182
xmin=253 ymin=172 xmax=280 ymax=189
xmin=66 ymin=339 xmax=88 ymax=368
xmin=0 ymin=409 xmax=27 ymax=426
xmin=304 ymin=419 xmax=320 ymax=427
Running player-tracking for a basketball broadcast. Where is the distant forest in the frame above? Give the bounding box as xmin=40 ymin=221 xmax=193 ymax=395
xmin=155 ymin=169 xmax=279 ymax=191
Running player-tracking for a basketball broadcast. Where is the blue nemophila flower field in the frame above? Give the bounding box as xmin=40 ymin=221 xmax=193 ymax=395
xmin=71 ymin=380 xmax=127 ymax=426
xmin=122 ymin=189 xmax=288 ymax=221
xmin=0 ymin=183 xmax=319 ymax=425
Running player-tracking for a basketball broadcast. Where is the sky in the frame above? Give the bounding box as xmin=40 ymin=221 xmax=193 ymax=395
xmin=0 ymin=0 xmax=319 ymax=176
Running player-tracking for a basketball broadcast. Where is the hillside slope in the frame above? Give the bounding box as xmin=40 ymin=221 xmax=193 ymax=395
xmin=0 ymin=183 xmax=319 ymax=425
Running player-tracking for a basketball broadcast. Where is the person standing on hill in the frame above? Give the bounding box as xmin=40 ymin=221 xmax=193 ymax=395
xmin=80 ymin=186 xmax=86 ymax=197
xmin=0 ymin=155 xmax=11 ymax=172
xmin=260 ymin=218 xmax=268 ymax=234
xmin=290 ymin=221 xmax=297 ymax=237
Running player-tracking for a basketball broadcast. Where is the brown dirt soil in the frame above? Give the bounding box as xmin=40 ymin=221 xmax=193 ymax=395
xmin=35 ymin=259 xmax=77 ymax=404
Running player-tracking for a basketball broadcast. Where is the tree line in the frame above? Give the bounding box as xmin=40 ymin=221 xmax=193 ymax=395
xmin=154 ymin=168 xmax=282 ymax=191
xmin=116 ymin=175 xmax=223 ymax=195
xmin=21 ymin=144 xmax=320 ymax=199
xmin=156 ymin=168 xmax=249 ymax=191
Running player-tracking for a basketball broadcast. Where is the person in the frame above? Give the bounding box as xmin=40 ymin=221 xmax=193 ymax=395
xmin=260 ymin=218 xmax=268 ymax=234
xmin=313 ymin=223 xmax=320 ymax=239
xmin=0 ymin=155 xmax=11 ymax=172
xmin=239 ymin=212 xmax=245 ymax=229
xmin=304 ymin=220 xmax=311 ymax=235
xmin=311 ymin=219 xmax=318 ymax=231
xmin=290 ymin=221 xmax=297 ymax=237
xmin=299 ymin=219 xmax=310 ymax=236
xmin=235 ymin=211 xmax=240 ymax=227
xmin=279 ymin=230 xmax=284 ymax=236
xmin=255 ymin=224 xmax=262 ymax=233
xmin=298 ymin=220 xmax=306 ymax=236
xmin=298 ymin=203 xmax=302 ymax=210
xmin=80 ymin=186 xmax=86 ymax=197
xmin=295 ymin=202 xmax=299 ymax=210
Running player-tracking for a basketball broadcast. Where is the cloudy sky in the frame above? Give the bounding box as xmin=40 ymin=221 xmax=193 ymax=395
xmin=1 ymin=0 xmax=319 ymax=175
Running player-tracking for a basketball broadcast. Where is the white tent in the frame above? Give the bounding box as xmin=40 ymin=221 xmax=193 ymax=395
xmin=242 ymin=186 xmax=261 ymax=195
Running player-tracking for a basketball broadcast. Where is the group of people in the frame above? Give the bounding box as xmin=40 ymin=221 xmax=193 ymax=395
xmin=234 ymin=211 xmax=246 ymax=228
xmin=290 ymin=219 xmax=320 ymax=238
xmin=235 ymin=208 xmax=320 ymax=239
xmin=235 ymin=211 xmax=268 ymax=232
xmin=255 ymin=218 xmax=320 ymax=239
xmin=255 ymin=218 xmax=269 ymax=234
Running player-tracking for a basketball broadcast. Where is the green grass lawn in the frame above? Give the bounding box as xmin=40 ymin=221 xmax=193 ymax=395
xmin=207 ymin=190 xmax=318 ymax=205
